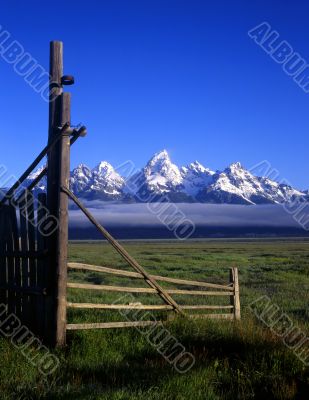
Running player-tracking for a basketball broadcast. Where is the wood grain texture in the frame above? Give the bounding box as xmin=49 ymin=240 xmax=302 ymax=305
xmin=68 ymin=262 xmax=233 ymax=290
xmin=66 ymin=321 xmax=158 ymax=330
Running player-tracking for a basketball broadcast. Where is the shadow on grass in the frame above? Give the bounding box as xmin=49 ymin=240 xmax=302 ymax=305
xmin=43 ymin=318 xmax=309 ymax=400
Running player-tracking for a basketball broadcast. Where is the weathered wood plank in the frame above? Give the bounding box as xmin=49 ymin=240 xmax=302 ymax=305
xmin=232 ymin=267 xmax=241 ymax=320
xmin=67 ymin=303 xmax=234 ymax=311
xmin=54 ymin=92 xmax=70 ymax=347
xmin=181 ymin=305 xmax=233 ymax=310
xmin=36 ymin=193 xmax=47 ymax=337
xmin=188 ymin=313 xmax=234 ymax=320
xmin=68 ymin=262 xmax=233 ymax=290
xmin=0 ymin=285 xmax=46 ymax=295
xmin=10 ymin=205 xmax=21 ymax=317
xmin=27 ymin=198 xmax=36 ymax=331
xmin=152 ymin=275 xmax=232 ymax=291
xmin=19 ymin=201 xmax=30 ymax=324
xmin=67 ymin=282 xmax=234 ymax=296
xmin=167 ymin=289 xmax=234 ymax=296
xmin=6 ymin=206 xmax=15 ymax=314
xmin=66 ymin=321 xmax=158 ymax=330
xmin=2 ymin=250 xmax=48 ymax=258
xmin=67 ymin=302 xmax=173 ymax=310
xmin=0 ymin=206 xmax=8 ymax=307
xmin=67 ymin=282 xmax=157 ymax=293
xmin=45 ymin=40 xmax=64 ymax=347
xmin=68 ymin=263 xmax=143 ymax=278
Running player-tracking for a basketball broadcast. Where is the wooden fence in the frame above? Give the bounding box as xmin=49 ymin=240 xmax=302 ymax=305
xmin=0 ymin=194 xmax=48 ymax=337
xmin=65 ymin=262 xmax=240 ymax=330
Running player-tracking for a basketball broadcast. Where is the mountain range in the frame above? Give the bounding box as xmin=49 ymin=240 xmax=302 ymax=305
xmin=26 ymin=150 xmax=307 ymax=205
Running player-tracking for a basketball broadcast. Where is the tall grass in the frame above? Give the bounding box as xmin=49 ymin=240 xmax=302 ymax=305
xmin=0 ymin=239 xmax=308 ymax=399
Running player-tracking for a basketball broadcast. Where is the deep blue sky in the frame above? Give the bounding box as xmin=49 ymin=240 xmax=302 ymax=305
xmin=1 ymin=0 xmax=309 ymax=189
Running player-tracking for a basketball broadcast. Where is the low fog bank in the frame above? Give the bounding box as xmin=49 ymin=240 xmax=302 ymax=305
xmin=68 ymin=202 xmax=309 ymax=239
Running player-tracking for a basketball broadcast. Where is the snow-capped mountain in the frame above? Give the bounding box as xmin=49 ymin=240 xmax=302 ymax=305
xmin=70 ymin=164 xmax=92 ymax=194
xmin=26 ymin=165 xmax=47 ymax=191
xmin=70 ymin=161 xmax=124 ymax=200
xmin=181 ymin=161 xmax=215 ymax=197
xmin=125 ymin=150 xmax=191 ymax=202
xmin=25 ymin=150 xmax=308 ymax=205
xmin=197 ymin=162 xmax=270 ymax=205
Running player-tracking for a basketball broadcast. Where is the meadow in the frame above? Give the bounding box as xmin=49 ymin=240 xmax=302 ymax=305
xmin=0 ymin=238 xmax=309 ymax=399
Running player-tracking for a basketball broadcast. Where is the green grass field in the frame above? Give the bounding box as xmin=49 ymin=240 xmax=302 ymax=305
xmin=1 ymin=239 xmax=309 ymax=399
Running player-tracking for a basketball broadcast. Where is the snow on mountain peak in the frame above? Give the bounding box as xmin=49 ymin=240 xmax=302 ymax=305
xmin=26 ymin=165 xmax=47 ymax=191
xmin=28 ymin=165 xmax=46 ymax=180
xmin=227 ymin=162 xmax=244 ymax=171
xmin=154 ymin=149 xmax=169 ymax=158
xmin=73 ymin=163 xmax=91 ymax=175
xmin=92 ymin=161 xmax=124 ymax=193
xmin=143 ymin=150 xmax=183 ymax=191
xmin=180 ymin=161 xmax=215 ymax=196
xmin=187 ymin=161 xmax=215 ymax=175
xmin=147 ymin=149 xmax=171 ymax=168
xmin=26 ymin=150 xmax=307 ymax=205
xmin=70 ymin=161 xmax=124 ymax=198
xmin=93 ymin=161 xmax=115 ymax=174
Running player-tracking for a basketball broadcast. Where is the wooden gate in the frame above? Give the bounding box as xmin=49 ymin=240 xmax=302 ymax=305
xmin=0 ymin=194 xmax=49 ymax=337
xmin=65 ymin=264 xmax=240 ymax=330
xmin=62 ymin=191 xmax=241 ymax=330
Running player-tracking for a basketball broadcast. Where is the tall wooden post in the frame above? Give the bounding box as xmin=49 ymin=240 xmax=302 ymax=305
xmin=46 ymin=41 xmax=71 ymax=346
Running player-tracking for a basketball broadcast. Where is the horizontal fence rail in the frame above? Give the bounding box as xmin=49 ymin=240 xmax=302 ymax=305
xmin=67 ymin=302 xmax=234 ymax=311
xmin=189 ymin=314 xmax=234 ymax=320
xmin=67 ymin=262 xmax=241 ymax=330
xmin=67 ymin=282 xmax=234 ymax=296
xmin=63 ymin=189 xmax=241 ymax=333
xmin=67 ymin=321 xmax=158 ymax=330
xmin=68 ymin=262 xmax=233 ymax=291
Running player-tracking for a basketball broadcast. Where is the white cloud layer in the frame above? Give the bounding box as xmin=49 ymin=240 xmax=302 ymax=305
xmin=69 ymin=202 xmax=301 ymax=228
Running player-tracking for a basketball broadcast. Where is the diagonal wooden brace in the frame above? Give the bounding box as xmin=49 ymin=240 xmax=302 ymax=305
xmin=61 ymin=186 xmax=184 ymax=315
xmin=0 ymin=123 xmax=70 ymax=207
xmin=14 ymin=126 xmax=86 ymax=203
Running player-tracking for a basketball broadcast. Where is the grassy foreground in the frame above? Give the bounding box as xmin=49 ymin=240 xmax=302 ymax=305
xmin=0 ymin=239 xmax=309 ymax=399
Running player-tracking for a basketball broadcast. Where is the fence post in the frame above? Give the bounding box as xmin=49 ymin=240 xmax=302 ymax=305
xmin=46 ymin=41 xmax=71 ymax=347
xmin=230 ymin=267 xmax=240 ymax=320
xmin=56 ymin=92 xmax=70 ymax=346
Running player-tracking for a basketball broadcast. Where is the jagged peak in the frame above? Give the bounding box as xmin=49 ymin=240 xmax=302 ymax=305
xmin=187 ymin=161 xmax=214 ymax=174
xmin=155 ymin=149 xmax=169 ymax=157
xmin=229 ymin=161 xmax=243 ymax=169
xmin=224 ymin=162 xmax=248 ymax=175
xmin=74 ymin=163 xmax=91 ymax=170
xmin=26 ymin=151 xmax=307 ymax=205
xmin=147 ymin=149 xmax=170 ymax=165
xmin=93 ymin=161 xmax=115 ymax=173
xmin=143 ymin=150 xmax=182 ymax=186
